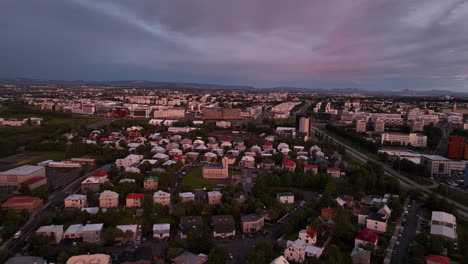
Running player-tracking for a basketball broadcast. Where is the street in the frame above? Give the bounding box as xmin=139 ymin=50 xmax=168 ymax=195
xmin=391 ymin=201 xmax=421 ymax=264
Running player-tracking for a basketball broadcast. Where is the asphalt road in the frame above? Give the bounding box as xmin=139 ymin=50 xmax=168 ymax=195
xmin=0 ymin=166 xmax=101 ymax=253
xmin=391 ymin=201 xmax=421 ymax=264
xmin=310 ymin=125 xmax=468 ymax=219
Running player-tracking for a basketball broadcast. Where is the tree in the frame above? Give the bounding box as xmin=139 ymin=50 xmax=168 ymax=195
xmin=207 ymin=245 xmax=229 ymax=264
xmin=102 ymin=227 xmax=125 ymax=245
xmin=327 ymin=245 xmax=348 ymax=264
xmin=57 ymin=251 xmax=70 ymax=264
xmin=187 ymin=228 xmax=214 ymax=254
xmin=31 ymin=186 xmax=49 ymax=202
xmin=246 ymin=241 xmax=279 ymax=264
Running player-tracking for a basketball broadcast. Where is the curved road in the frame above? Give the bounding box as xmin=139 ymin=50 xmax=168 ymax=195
xmin=310 ymin=125 xmax=468 ymax=219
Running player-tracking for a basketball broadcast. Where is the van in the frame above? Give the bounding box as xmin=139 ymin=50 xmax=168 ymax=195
xmin=14 ymin=231 xmax=22 ymax=239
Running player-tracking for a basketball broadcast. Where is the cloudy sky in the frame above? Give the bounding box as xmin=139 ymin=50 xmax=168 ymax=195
xmin=1 ymin=0 xmax=468 ymax=91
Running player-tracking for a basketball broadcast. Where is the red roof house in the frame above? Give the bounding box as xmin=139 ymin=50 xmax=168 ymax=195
xmin=282 ymin=160 xmax=296 ymax=172
xmin=426 ymin=255 xmax=450 ymax=264
xmin=355 ymin=228 xmax=378 ymax=247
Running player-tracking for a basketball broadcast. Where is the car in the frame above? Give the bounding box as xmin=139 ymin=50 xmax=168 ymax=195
xmin=395 ymin=241 xmax=400 ymax=246
xmin=229 ymin=253 xmax=233 ymax=259
xmin=72 ymin=242 xmax=77 ymax=247
xmin=13 ymin=231 xmax=22 ymax=239
xmin=398 ymin=233 xmax=402 ymax=238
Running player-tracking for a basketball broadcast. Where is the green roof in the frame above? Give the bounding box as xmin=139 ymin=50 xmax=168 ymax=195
xmin=144 ymin=176 xmax=159 ymax=182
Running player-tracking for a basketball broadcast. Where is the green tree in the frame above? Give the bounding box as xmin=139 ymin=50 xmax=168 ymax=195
xmin=207 ymin=245 xmax=229 ymax=264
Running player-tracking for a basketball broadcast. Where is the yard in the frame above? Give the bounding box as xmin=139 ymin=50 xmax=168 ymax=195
xmin=179 ymin=166 xmax=219 ymax=189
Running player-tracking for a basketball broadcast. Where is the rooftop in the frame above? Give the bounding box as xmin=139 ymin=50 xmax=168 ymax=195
xmin=0 ymin=165 xmax=44 ymax=176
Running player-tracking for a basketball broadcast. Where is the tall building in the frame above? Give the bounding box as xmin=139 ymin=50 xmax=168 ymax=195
xmin=373 ymin=119 xmax=385 ymax=133
xmin=448 ymin=136 xmax=466 ymax=159
xmin=410 ymin=119 xmax=424 ymax=132
xmin=296 ymin=114 xmax=310 ymax=140
xmin=420 ymin=155 xmax=451 ymax=177
xmin=356 ymin=120 xmax=367 ymax=133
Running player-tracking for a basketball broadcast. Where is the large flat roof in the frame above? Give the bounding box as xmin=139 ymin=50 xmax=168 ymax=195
xmin=0 ymin=165 xmax=44 ymax=176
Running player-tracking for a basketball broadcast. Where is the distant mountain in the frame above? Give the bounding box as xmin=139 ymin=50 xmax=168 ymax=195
xmin=0 ymin=78 xmax=253 ymax=90
xmin=1 ymin=77 xmax=467 ymax=97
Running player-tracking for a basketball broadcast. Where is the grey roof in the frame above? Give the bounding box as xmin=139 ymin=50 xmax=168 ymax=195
xmin=430 ymin=225 xmax=457 ymax=240
xmin=5 ymin=256 xmax=47 ymax=264
xmin=173 ymin=251 xmax=207 ymax=264
xmin=212 ymin=215 xmax=236 ymax=233
xmin=0 ymin=165 xmax=44 ymax=175
xmin=82 ymin=223 xmax=104 ymax=232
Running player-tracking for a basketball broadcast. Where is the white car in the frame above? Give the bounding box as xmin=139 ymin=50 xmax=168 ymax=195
xmin=13 ymin=231 xmax=22 ymax=239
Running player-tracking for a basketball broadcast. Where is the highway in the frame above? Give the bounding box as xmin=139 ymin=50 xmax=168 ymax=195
xmin=0 ymin=167 xmax=101 ymax=253
xmin=310 ymin=125 xmax=468 ymax=219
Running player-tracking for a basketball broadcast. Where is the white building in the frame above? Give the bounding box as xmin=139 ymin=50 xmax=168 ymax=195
xmin=381 ymin=133 xmax=427 ymax=147
xmin=421 ymin=155 xmax=451 ymax=177
xmin=430 ymin=211 xmax=457 ymax=241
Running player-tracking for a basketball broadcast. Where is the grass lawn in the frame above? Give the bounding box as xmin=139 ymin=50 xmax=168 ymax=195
xmin=25 ymin=151 xmax=69 ymax=165
xmin=229 ymin=169 xmax=243 ymax=176
xmin=179 ymin=167 xmax=219 ymax=189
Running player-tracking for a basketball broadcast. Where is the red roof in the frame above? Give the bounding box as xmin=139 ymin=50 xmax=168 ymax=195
xmin=92 ymin=170 xmax=108 ymax=177
xmin=283 ymin=160 xmax=296 ymax=166
xmin=426 ymin=255 xmax=450 ymax=264
xmin=100 ymin=137 xmax=108 ymax=141
xmin=305 ymin=165 xmax=318 ymax=169
xmin=126 ymin=193 xmax=144 ymax=199
xmin=355 ymin=228 xmax=378 ymax=244
xmin=306 ymin=228 xmax=317 ymax=238
xmin=263 ymin=142 xmax=273 ymax=146
xmin=173 ymin=155 xmax=185 ymax=161
xmin=322 ymin=207 xmax=334 ymax=213
xmin=21 ymin=177 xmax=46 ymax=185
xmin=221 ymin=136 xmax=232 ymax=142
xmin=3 ymin=197 xmax=40 ymax=204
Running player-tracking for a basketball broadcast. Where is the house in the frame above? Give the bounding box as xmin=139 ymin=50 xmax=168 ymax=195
xmin=239 ymin=156 xmax=255 ymax=168
xmin=212 ymin=215 xmax=236 ymax=239
xmin=270 ymin=256 xmax=290 ymax=264
xmin=426 ymin=255 xmax=451 ymax=264
xmin=143 ymin=176 xmax=159 ymax=190
xmin=180 ymin=192 xmax=195 ymax=202
xmin=1 ymin=196 xmax=43 ymax=212
xmin=284 ymin=239 xmax=306 ymax=263
xmin=241 ymin=214 xmax=265 ymax=233
xmin=305 ymin=245 xmax=323 ymax=258
xmin=335 ymin=195 xmax=354 ymax=208
xmin=327 ymin=168 xmax=342 ymax=178
xmin=66 ymin=254 xmax=111 ymax=264
xmin=99 ymin=190 xmax=119 ymax=208
xmin=126 ymin=193 xmax=144 ymax=208
xmin=350 ymin=247 xmax=371 ymax=264
xmin=82 ymin=223 xmax=103 ymax=243
xmin=90 ymin=170 xmax=108 ymax=181
xmin=259 ymin=159 xmax=275 ymax=170
xmin=378 ymin=204 xmax=392 ymax=220
xmin=153 ymin=190 xmax=171 ymax=206
xmin=36 ymin=225 xmax=64 ymax=244
xmin=277 ymin=192 xmax=294 ymax=204
xmin=179 ymin=216 xmax=203 ymax=238
xmin=172 ymin=251 xmax=207 ymax=264
xmin=207 ymin=191 xmax=222 ymax=205
xmin=355 ymin=228 xmax=378 ymax=248
xmin=64 ymin=194 xmax=88 ymax=208
xmin=263 ymin=141 xmax=273 ymax=150
xmin=366 ymin=212 xmax=388 ymax=233
xmin=298 ymin=228 xmax=317 ymax=245
xmin=63 ymin=224 xmax=84 ymax=239
xmin=304 ymin=165 xmax=318 ymax=175
xmin=202 ymin=157 xmax=229 ymax=179
xmin=81 ymin=177 xmax=101 ymax=193
xmin=430 ymin=211 xmax=457 ymax=241
xmin=282 ymin=160 xmax=296 ymax=172
xmin=153 ymin=223 xmax=170 ymax=240
xmin=116 ymin=225 xmax=139 ymax=241
xmin=321 ymin=207 xmax=334 ymax=221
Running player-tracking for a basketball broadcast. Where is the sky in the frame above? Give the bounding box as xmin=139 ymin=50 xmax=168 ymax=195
xmin=1 ymin=0 xmax=468 ymax=91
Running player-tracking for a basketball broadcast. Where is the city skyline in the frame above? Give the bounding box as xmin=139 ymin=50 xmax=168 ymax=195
xmin=1 ymin=0 xmax=468 ymax=91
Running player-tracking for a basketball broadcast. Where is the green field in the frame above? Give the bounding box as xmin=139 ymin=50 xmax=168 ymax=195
xmin=179 ymin=167 xmax=219 ymax=189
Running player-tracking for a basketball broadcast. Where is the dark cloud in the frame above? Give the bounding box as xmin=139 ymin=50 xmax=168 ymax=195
xmin=0 ymin=0 xmax=467 ymax=90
